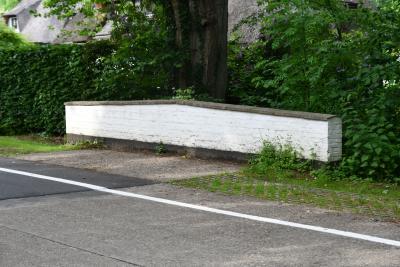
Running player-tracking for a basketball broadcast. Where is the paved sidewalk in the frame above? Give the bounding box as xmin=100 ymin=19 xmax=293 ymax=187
xmin=18 ymin=150 xmax=242 ymax=181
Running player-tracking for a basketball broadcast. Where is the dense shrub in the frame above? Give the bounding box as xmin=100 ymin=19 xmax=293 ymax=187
xmin=0 ymin=44 xmax=100 ymax=135
xmin=0 ymin=41 xmax=174 ymax=135
xmin=91 ymin=3 xmax=177 ymax=101
xmin=248 ymin=141 xmax=310 ymax=176
xmin=0 ymin=21 xmax=30 ymax=48
xmin=0 ymin=3 xmax=179 ymax=135
xmin=228 ymin=0 xmax=400 ymax=180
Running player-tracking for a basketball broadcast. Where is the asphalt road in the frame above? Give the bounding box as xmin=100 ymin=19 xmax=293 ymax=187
xmin=0 ymin=157 xmax=399 ymax=266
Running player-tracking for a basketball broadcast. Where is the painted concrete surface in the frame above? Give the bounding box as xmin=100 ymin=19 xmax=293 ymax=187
xmin=66 ymin=104 xmax=342 ymax=162
xmin=17 ymin=150 xmax=242 ymax=181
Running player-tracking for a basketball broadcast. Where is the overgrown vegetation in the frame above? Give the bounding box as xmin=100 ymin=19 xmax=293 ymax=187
xmin=0 ymin=2 xmax=179 ymax=136
xmin=172 ymin=142 xmax=400 ymax=221
xmin=1 ymin=0 xmax=399 ymax=181
xmin=92 ymin=3 xmax=178 ymax=100
xmin=228 ymin=0 xmax=400 ymax=181
xmin=172 ymin=172 xmax=400 ymax=222
xmin=44 ymin=0 xmax=229 ymax=98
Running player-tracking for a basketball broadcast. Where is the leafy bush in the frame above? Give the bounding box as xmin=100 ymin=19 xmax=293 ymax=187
xmin=0 ymin=21 xmax=30 ymax=48
xmin=0 ymin=41 xmax=174 ymax=135
xmin=173 ymin=87 xmax=197 ymax=100
xmin=228 ymin=0 xmax=400 ymax=180
xmin=227 ymin=38 xmax=275 ymax=106
xmin=92 ymin=3 xmax=177 ymax=101
xmin=0 ymin=44 xmax=100 ymax=135
xmin=0 ymin=0 xmax=20 ymax=13
xmin=247 ymin=141 xmax=312 ymax=180
xmin=172 ymin=86 xmax=223 ymax=102
xmin=0 ymin=2 xmax=182 ymax=136
xmin=341 ymin=87 xmax=400 ymax=180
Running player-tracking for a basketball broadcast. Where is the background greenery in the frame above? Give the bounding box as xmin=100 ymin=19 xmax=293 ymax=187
xmin=0 ymin=41 xmax=174 ymax=135
xmin=227 ymin=0 xmax=400 ymax=181
xmin=0 ymin=3 xmax=178 ymax=135
xmin=0 ymin=21 xmax=30 ymax=48
xmin=0 ymin=0 xmax=399 ymax=181
xmin=0 ymin=0 xmax=19 ymax=13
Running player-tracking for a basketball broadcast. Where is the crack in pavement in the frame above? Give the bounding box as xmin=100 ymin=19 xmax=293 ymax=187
xmin=0 ymin=225 xmax=144 ymax=267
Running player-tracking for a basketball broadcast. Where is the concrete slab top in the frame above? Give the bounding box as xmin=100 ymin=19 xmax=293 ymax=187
xmin=64 ymin=100 xmax=337 ymax=121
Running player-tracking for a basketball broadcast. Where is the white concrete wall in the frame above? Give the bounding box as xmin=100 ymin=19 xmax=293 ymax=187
xmin=66 ymin=104 xmax=342 ymax=162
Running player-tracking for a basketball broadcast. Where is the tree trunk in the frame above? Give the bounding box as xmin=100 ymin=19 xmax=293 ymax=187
xmin=169 ymin=0 xmax=228 ymax=99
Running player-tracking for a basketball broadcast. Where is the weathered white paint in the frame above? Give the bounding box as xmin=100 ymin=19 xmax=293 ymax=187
xmin=65 ymin=103 xmax=342 ymax=162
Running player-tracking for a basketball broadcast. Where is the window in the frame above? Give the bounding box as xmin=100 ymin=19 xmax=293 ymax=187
xmin=344 ymin=0 xmax=359 ymax=9
xmin=8 ymin=17 xmax=19 ymax=32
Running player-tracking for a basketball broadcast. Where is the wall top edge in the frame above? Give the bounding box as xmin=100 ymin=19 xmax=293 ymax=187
xmin=64 ymin=100 xmax=337 ymax=121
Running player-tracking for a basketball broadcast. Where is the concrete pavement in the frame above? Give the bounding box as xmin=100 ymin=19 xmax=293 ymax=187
xmin=0 ymin=157 xmax=399 ymax=266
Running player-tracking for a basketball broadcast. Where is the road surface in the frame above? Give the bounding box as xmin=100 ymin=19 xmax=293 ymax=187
xmin=0 ymin=157 xmax=399 ymax=266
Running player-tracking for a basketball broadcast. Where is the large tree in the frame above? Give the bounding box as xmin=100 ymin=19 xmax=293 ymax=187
xmin=45 ymin=0 xmax=229 ymax=99
xmin=166 ymin=0 xmax=228 ymax=99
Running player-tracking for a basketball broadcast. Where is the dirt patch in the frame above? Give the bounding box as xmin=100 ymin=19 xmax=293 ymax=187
xmin=16 ymin=149 xmax=242 ymax=181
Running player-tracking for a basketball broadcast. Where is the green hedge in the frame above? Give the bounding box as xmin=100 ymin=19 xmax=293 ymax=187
xmin=0 ymin=42 xmax=172 ymax=135
xmin=0 ymin=44 xmax=103 ymax=134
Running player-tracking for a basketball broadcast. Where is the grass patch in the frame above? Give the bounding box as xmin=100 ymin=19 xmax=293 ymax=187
xmin=0 ymin=135 xmax=99 ymax=157
xmin=171 ymin=173 xmax=400 ymax=222
xmin=171 ymin=142 xmax=400 ymax=222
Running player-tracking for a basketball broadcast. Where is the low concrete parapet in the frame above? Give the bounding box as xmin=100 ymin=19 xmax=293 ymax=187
xmin=65 ymin=100 xmax=342 ymax=162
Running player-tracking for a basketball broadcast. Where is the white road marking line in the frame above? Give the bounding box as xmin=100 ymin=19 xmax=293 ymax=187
xmin=1 ymin=167 xmax=399 ymax=248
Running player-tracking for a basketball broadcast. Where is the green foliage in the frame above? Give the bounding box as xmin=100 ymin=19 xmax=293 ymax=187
xmin=173 ymin=87 xmax=196 ymax=100
xmin=0 ymin=0 xmax=19 ymax=12
xmin=173 ymin=172 xmax=400 ymax=221
xmin=72 ymin=139 xmax=104 ymax=149
xmin=0 ymin=135 xmax=77 ymax=157
xmin=0 ymin=44 xmax=99 ymax=135
xmin=155 ymin=142 xmax=167 ymax=155
xmin=92 ymin=4 xmax=177 ymax=100
xmin=248 ymin=142 xmax=311 ymax=176
xmin=228 ymin=0 xmax=400 ymax=180
xmin=43 ymin=0 xmax=178 ymax=100
xmin=227 ymin=38 xmax=276 ymax=106
xmin=0 ymin=41 xmax=174 ymax=135
xmin=172 ymin=86 xmax=224 ymax=102
xmin=0 ymin=2 xmax=179 ymax=136
xmin=0 ymin=21 xmax=30 ymax=48
xmin=341 ymin=88 xmax=400 ymax=180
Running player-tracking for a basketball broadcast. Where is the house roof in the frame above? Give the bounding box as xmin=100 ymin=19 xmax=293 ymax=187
xmin=2 ymin=0 xmax=110 ymax=44
xmin=94 ymin=20 xmax=113 ymax=40
xmin=3 ymin=0 xmax=41 ymax=17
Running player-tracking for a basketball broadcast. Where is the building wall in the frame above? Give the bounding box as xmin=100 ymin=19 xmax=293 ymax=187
xmin=65 ymin=101 xmax=342 ymax=162
xmin=228 ymin=0 xmax=260 ymax=42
